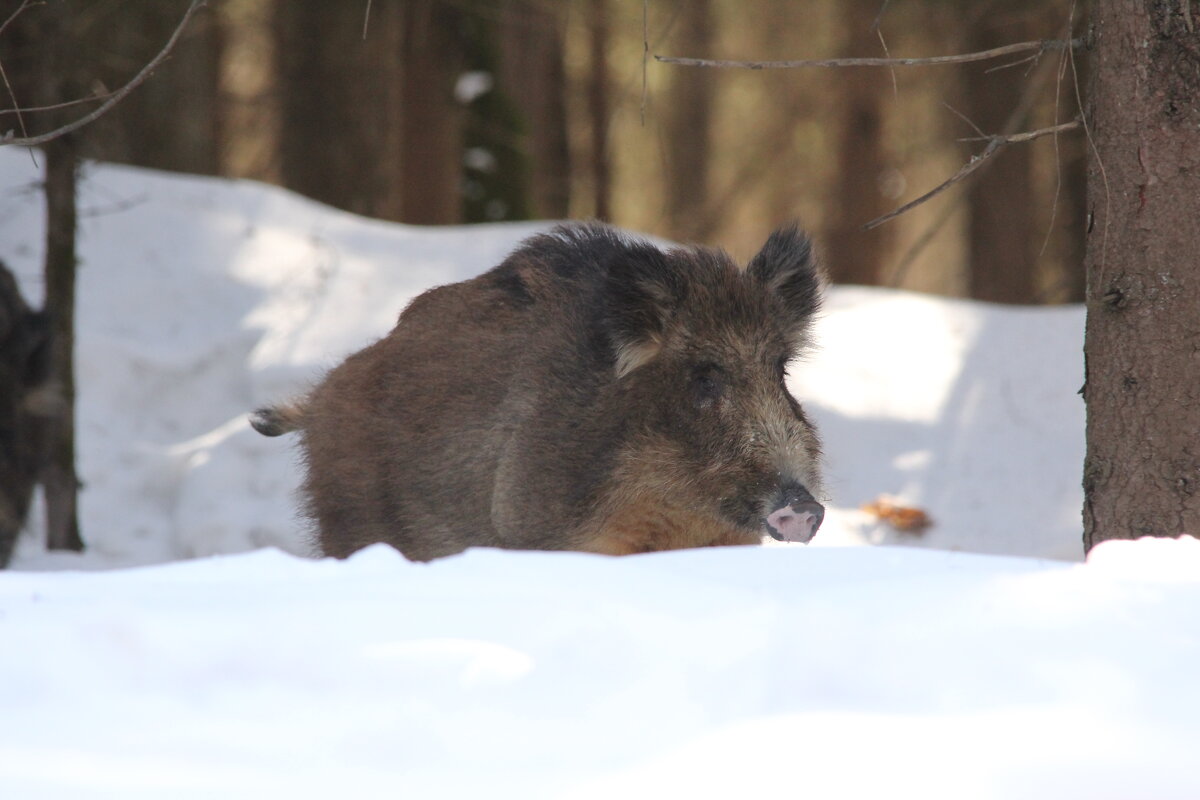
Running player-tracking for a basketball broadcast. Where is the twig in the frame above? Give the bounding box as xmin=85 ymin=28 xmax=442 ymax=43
xmin=0 ymin=0 xmax=35 ymax=151
xmin=984 ymin=52 xmax=1042 ymax=73
xmin=941 ymin=100 xmax=986 ymax=139
xmin=956 ymin=119 xmax=1080 ymax=143
xmin=0 ymin=89 xmax=117 ymax=117
xmin=1071 ymin=21 xmax=1109 ymax=298
xmin=0 ymin=0 xmax=36 ymax=39
xmin=362 ymin=0 xmax=372 ymax=40
xmin=863 ymin=121 xmax=1081 ymax=231
xmin=1037 ymin=3 xmax=1077 ymax=265
xmin=886 ymin=197 xmax=960 ymax=287
xmin=0 ymin=59 xmax=29 ymax=143
xmin=1 ymin=0 xmax=205 ymax=148
xmin=655 ymin=36 xmax=1083 ymax=70
xmin=869 ymin=0 xmax=892 ymax=33
xmin=876 ymin=28 xmax=897 ymax=98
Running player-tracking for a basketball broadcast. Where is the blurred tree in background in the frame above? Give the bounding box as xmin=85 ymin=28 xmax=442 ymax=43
xmin=1 ymin=0 xmax=1086 ymax=304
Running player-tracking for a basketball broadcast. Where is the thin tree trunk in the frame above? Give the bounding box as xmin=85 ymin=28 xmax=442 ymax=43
xmin=587 ymin=0 xmax=611 ymax=221
xmin=41 ymin=137 xmax=84 ymax=553
xmin=1082 ymin=2 xmax=1200 ymax=551
xmin=498 ymin=2 xmax=571 ymax=219
xmin=274 ymin=4 xmax=405 ymax=220
xmin=398 ymin=1 xmax=466 ymax=225
xmin=663 ymin=0 xmax=714 ymax=241
xmin=217 ymin=0 xmax=282 ymax=183
xmin=823 ymin=0 xmax=892 ymax=286
xmin=963 ymin=10 xmax=1037 ymax=304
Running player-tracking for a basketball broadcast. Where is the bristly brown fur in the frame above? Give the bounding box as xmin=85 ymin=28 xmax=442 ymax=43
xmin=254 ymin=222 xmax=827 ymax=561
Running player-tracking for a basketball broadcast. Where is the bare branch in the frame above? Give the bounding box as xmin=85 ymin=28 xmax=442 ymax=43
xmin=0 ymin=89 xmax=116 ymax=117
xmin=863 ymin=141 xmax=1005 ymax=232
xmin=1 ymin=0 xmax=206 ymax=148
xmin=869 ymin=1 xmax=892 ymax=33
xmin=863 ymin=120 xmax=1082 ymax=231
xmin=0 ymin=0 xmax=37 ymax=147
xmin=0 ymin=58 xmax=29 ymax=143
xmin=956 ymin=119 xmax=1081 ymax=144
xmin=941 ymin=100 xmax=986 ymax=140
xmin=0 ymin=0 xmax=37 ymax=40
xmin=655 ymin=36 xmax=1084 ymax=71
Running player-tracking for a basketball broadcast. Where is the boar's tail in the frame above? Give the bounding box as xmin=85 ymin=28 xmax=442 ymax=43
xmin=249 ymin=401 xmax=307 ymax=437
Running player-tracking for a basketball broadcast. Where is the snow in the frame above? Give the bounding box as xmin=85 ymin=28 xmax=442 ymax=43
xmin=2 ymin=148 xmax=1198 ymax=798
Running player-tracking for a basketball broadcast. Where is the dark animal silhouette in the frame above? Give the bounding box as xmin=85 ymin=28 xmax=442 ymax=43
xmin=0 ymin=263 xmax=51 ymax=568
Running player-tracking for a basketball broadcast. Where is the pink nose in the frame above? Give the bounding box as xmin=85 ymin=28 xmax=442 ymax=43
xmin=765 ymin=501 xmax=824 ymax=544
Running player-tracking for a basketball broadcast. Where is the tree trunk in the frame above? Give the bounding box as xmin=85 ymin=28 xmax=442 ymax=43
xmin=274 ymin=4 xmax=407 ymax=220
xmin=217 ymin=0 xmax=282 ymax=183
xmin=497 ymin=2 xmax=571 ymax=219
xmin=398 ymin=1 xmax=467 ymax=225
xmin=963 ymin=9 xmax=1037 ymax=304
xmin=823 ymin=0 xmax=892 ymax=286
xmin=41 ymin=137 xmax=84 ymax=554
xmin=587 ymin=0 xmax=611 ymax=221
xmin=663 ymin=0 xmax=714 ymax=241
xmin=6 ymin=1 xmax=87 ymax=555
xmin=1082 ymin=2 xmax=1200 ymax=551
xmin=82 ymin=3 xmax=223 ymax=176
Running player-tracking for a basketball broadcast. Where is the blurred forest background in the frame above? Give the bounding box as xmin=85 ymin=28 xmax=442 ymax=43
xmin=2 ymin=0 xmax=1087 ymax=304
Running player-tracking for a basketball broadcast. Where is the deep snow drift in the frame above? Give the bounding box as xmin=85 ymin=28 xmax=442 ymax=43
xmin=3 ymin=150 xmax=1198 ymax=799
xmin=5 ymin=540 xmax=1200 ymax=799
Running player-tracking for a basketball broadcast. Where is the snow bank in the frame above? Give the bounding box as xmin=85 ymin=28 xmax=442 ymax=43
xmin=0 ymin=148 xmax=1086 ymax=566
xmin=3 ymin=540 xmax=1200 ymax=799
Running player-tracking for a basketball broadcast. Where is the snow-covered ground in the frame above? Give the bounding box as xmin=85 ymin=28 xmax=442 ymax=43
xmin=3 ymin=148 xmax=1198 ymax=798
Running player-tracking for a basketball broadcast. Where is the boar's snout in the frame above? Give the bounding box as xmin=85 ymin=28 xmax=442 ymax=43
xmin=764 ymin=482 xmax=824 ymax=543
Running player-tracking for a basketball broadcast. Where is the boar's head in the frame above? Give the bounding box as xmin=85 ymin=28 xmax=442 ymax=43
xmin=591 ymin=225 xmax=826 ymax=550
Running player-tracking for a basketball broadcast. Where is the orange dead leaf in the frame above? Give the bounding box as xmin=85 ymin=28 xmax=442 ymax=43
xmin=861 ymin=497 xmax=933 ymax=533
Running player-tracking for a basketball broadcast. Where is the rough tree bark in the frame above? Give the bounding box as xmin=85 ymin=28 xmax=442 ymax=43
xmin=1083 ymin=1 xmax=1200 ymax=551
xmin=823 ymin=0 xmax=893 ymax=286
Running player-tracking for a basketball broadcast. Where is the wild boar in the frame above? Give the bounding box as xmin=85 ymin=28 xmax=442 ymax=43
xmin=253 ymin=222 xmax=826 ymax=561
xmin=0 ymin=262 xmax=51 ymax=568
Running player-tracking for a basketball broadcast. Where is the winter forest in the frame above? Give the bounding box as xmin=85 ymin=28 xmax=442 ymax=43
xmin=3 ymin=1 xmax=1200 ymax=797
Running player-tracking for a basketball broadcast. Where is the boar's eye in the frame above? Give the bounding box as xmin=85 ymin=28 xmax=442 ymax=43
xmin=775 ymin=355 xmax=790 ymax=381
xmin=690 ymin=364 xmax=725 ymax=408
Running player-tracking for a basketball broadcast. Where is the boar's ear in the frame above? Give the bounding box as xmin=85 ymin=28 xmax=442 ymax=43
xmin=747 ymin=224 xmax=822 ymax=333
xmin=605 ymin=244 xmax=684 ymax=378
